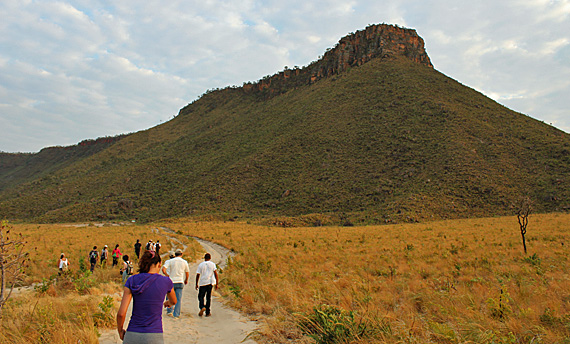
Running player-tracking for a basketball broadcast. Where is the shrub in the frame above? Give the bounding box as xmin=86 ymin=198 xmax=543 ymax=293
xmin=487 ymin=286 xmax=512 ymax=320
xmin=35 ymin=276 xmax=56 ymax=294
xmin=523 ymin=253 xmax=541 ymax=266
xmin=93 ymin=296 xmax=115 ymax=327
xmin=73 ymin=270 xmax=95 ymax=294
xmin=78 ymin=256 xmax=87 ymax=272
xmin=299 ymin=304 xmax=379 ymax=343
xmin=539 ymin=307 xmax=559 ymax=326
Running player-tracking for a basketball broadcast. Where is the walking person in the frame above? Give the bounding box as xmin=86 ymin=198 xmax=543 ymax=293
xmin=117 ymin=250 xmax=177 ymax=343
xmin=120 ymin=255 xmax=133 ymax=284
xmin=57 ymin=253 xmax=70 ymax=275
xmin=101 ymin=245 xmax=109 ymax=268
xmin=134 ymin=239 xmax=142 ymax=260
xmin=112 ymin=244 xmax=122 ymax=267
xmin=195 ymin=253 xmax=219 ymax=317
xmin=162 ymin=249 xmax=190 ymax=318
xmin=88 ymin=246 xmax=99 ymax=273
xmin=155 ymin=240 xmax=161 ymax=255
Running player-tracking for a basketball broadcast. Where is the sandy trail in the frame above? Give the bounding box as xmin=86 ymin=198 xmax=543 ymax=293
xmin=99 ymin=228 xmax=258 ymax=344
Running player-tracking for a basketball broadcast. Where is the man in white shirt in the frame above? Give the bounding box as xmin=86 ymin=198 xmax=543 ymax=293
xmin=195 ymin=253 xmax=219 ymax=317
xmin=162 ymin=248 xmax=190 ymax=318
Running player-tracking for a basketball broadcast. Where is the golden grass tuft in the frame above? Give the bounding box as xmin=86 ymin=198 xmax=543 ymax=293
xmin=0 ymin=292 xmax=101 ymax=343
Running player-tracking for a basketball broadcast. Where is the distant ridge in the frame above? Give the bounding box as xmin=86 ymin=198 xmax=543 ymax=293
xmin=1 ymin=23 xmax=569 ymax=224
xmin=0 ymin=135 xmax=126 ymax=193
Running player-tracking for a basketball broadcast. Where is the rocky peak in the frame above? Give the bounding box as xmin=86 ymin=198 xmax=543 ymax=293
xmin=242 ymin=24 xmax=432 ymax=98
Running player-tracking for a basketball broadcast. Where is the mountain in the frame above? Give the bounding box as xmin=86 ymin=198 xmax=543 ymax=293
xmin=1 ymin=24 xmax=569 ymax=224
xmin=0 ymin=135 xmax=126 ymax=193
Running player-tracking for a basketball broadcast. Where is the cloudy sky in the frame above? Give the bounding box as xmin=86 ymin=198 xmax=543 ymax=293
xmin=1 ymin=0 xmax=569 ymax=153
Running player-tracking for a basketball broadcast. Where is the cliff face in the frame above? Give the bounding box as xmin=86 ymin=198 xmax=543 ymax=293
xmin=242 ymin=24 xmax=432 ymax=98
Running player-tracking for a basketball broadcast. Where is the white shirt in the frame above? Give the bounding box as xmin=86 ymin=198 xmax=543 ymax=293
xmin=196 ymin=260 xmax=217 ymax=286
xmin=59 ymin=258 xmax=68 ymax=269
xmin=163 ymin=257 xmax=190 ymax=284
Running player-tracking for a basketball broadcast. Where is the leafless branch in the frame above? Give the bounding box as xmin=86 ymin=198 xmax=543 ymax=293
xmin=0 ymin=220 xmax=29 ymax=317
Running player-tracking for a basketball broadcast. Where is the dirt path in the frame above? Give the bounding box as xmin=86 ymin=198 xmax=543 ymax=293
xmin=98 ymin=228 xmax=258 ymax=344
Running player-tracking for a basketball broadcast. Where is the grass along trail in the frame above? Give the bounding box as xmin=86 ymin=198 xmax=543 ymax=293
xmin=98 ymin=228 xmax=258 ymax=344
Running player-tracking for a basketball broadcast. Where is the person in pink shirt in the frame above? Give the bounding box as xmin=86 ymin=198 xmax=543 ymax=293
xmin=112 ymin=244 xmax=122 ymax=267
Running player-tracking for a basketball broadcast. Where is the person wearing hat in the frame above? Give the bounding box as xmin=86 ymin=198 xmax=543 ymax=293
xmin=161 ymin=248 xmax=190 ymax=318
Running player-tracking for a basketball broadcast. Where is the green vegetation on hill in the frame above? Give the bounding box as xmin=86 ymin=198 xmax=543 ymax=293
xmin=0 ymin=136 xmax=125 ymax=193
xmin=1 ymin=55 xmax=569 ymax=223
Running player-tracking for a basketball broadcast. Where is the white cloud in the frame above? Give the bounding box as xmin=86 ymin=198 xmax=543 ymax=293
xmin=254 ymin=21 xmax=279 ymax=37
xmin=519 ymin=0 xmax=570 ymax=22
xmin=306 ymin=35 xmax=321 ymax=44
xmin=0 ymin=0 xmax=569 ymax=152
xmin=541 ymin=38 xmax=570 ymax=55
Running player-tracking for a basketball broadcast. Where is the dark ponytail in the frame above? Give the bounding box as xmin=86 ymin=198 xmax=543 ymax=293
xmin=138 ymin=250 xmax=161 ymax=273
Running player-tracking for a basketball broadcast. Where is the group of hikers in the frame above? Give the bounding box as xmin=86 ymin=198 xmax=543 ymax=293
xmin=58 ymin=237 xmax=219 ymax=343
xmin=57 ymin=242 xmax=136 ymax=278
xmin=117 ymin=244 xmax=219 ymax=343
xmin=86 ymin=243 xmax=135 ymax=283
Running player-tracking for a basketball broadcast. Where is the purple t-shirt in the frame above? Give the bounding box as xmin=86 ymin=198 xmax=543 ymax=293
xmin=125 ymin=273 xmax=173 ymax=333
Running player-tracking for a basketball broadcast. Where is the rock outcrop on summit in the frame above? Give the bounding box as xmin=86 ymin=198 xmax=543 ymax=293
xmin=241 ymin=24 xmax=432 ymax=99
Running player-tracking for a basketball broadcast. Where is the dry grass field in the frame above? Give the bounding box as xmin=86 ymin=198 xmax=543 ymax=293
xmin=160 ymin=213 xmax=570 ymax=343
xmin=0 ymin=222 xmax=199 ymax=343
xmin=1 ymin=214 xmax=569 ymax=343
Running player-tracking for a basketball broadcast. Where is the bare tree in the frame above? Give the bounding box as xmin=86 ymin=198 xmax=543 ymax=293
xmin=0 ymin=220 xmax=28 ymax=317
xmin=516 ymin=197 xmax=532 ymax=255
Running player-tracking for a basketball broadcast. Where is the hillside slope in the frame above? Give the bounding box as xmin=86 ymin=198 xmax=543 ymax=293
xmin=1 ymin=24 xmax=569 ymax=224
xmin=0 ymin=135 xmax=125 ymax=192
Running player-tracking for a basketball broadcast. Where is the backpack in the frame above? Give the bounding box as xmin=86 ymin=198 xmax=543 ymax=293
xmin=126 ymin=261 xmax=134 ymax=275
xmin=89 ymin=250 xmax=97 ymax=262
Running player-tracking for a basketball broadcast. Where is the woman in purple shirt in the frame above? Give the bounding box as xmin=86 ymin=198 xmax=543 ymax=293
xmin=117 ymin=250 xmax=176 ymax=343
